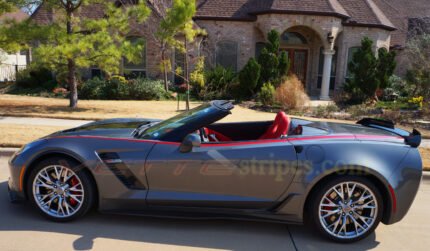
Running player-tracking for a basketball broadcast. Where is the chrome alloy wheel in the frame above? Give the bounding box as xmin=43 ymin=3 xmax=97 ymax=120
xmin=318 ymin=182 xmax=378 ymax=239
xmin=32 ymin=165 xmax=84 ymax=218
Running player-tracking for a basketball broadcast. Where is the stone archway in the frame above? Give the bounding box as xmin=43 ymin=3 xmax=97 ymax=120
xmin=279 ymin=26 xmax=325 ymax=93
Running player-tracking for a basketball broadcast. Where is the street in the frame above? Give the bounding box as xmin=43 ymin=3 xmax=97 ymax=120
xmin=0 ymin=155 xmax=429 ymax=251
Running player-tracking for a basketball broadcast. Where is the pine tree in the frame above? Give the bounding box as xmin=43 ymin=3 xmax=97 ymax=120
xmin=239 ymin=57 xmax=261 ymax=95
xmin=345 ymin=37 xmax=378 ymax=101
xmin=376 ymin=47 xmax=396 ymax=90
xmin=0 ymin=0 xmax=150 ymax=108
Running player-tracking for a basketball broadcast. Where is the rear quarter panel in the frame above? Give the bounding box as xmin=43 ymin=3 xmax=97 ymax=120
xmin=277 ymin=138 xmax=412 ymax=222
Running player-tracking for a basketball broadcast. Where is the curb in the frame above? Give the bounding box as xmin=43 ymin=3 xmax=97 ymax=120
xmin=0 ymin=148 xmax=19 ymax=157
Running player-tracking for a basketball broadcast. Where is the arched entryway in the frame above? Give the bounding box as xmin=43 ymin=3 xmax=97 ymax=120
xmin=280 ymin=26 xmax=326 ymax=95
xmin=280 ymin=31 xmax=309 ymax=84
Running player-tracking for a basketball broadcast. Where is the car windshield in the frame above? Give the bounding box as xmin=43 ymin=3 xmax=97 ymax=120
xmin=140 ymin=103 xmax=212 ymax=139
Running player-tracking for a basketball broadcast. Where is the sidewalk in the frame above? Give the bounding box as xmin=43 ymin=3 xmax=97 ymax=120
xmin=0 ymin=116 xmax=91 ymax=127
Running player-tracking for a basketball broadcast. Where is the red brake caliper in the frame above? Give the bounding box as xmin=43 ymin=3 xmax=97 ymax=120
xmin=69 ymin=177 xmax=79 ymax=206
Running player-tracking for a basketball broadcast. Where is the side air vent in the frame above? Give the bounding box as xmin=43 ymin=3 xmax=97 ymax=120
xmin=97 ymin=152 xmax=146 ymax=190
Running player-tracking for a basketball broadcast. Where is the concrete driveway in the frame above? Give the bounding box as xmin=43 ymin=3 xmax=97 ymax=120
xmin=0 ymin=155 xmax=429 ymax=251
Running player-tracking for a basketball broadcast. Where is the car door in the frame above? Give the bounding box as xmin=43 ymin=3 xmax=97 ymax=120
xmin=145 ymin=139 xmax=298 ymax=209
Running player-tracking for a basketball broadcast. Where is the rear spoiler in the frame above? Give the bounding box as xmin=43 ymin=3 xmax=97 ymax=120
xmin=357 ymin=118 xmax=421 ymax=148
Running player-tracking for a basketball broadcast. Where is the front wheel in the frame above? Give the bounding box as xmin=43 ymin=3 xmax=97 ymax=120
xmin=309 ymin=176 xmax=383 ymax=243
xmin=27 ymin=157 xmax=96 ymax=222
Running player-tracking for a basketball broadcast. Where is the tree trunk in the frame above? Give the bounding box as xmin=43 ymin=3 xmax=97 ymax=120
xmin=184 ymin=37 xmax=190 ymax=111
xmin=161 ymin=45 xmax=169 ymax=91
xmin=66 ymin=9 xmax=78 ymax=108
xmin=68 ymin=59 xmax=78 ymax=108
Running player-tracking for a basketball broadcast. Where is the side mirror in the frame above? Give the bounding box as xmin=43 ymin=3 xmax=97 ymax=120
xmin=180 ymin=133 xmax=201 ymax=153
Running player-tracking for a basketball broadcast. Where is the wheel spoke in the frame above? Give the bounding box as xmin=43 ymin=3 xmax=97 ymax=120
xmin=319 ymin=181 xmax=378 ymax=240
xmin=69 ymin=194 xmax=82 ymax=204
xmin=33 ymin=165 xmax=84 ymax=218
xmin=322 ymin=209 xmax=341 ymax=218
xmin=348 ymin=183 xmax=356 ymax=199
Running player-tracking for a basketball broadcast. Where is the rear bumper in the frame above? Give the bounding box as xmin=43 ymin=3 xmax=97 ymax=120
xmin=385 ymin=148 xmax=422 ymax=224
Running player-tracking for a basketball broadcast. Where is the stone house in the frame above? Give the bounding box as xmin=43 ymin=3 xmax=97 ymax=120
xmin=31 ymin=0 xmax=430 ymax=99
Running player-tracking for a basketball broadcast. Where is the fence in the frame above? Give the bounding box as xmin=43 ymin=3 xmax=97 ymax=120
xmin=0 ymin=64 xmax=27 ymax=82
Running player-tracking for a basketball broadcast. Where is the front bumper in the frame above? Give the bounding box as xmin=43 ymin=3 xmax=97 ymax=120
xmin=8 ymin=178 xmax=24 ymax=203
xmin=7 ymin=152 xmax=27 ymax=203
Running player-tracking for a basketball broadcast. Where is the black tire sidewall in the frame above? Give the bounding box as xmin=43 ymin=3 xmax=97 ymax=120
xmin=27 ymin=157 xmax=95 ymax=222
xmin=309 ymin=175 xmax=384 ymax=243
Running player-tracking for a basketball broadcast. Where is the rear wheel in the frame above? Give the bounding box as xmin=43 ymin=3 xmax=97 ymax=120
xmin=309 ymin=176 xmax=383 ymax=243
xmin=27 ymin=157 xmax=95 ymax=222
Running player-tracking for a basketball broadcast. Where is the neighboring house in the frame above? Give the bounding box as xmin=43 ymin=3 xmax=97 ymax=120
xmin=31 ymin=0 xmax=430 ymax=99
xmin=0 ymin=9 xmax=29 ymax=82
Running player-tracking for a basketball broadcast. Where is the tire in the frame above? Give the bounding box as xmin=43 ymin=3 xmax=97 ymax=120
xmin=308 ymin=175 xmax=384 ymax=243
xmin=27 ymin=157 xmax=96 ymax=222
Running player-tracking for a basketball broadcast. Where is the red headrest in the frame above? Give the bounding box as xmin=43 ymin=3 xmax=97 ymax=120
xmin=259 ymin=111 xmax=290 ymax=139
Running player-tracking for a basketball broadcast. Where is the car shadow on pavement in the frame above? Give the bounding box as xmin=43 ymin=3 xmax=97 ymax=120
xmin=0 ymin=182 xmax=379 ymax=250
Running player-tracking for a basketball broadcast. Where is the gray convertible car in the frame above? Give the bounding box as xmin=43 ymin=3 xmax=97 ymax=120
xmin=8 ymin=100 xmax=422 ymax=242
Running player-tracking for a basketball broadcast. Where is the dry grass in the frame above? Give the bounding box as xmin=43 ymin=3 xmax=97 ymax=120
xmin=0 ymin=94 xmax=278 ymax=122
xmin=0 ymin=124 xmax=67 ymax=147
xmin=275 ymin=75 xmax=310 ymax=110
xmin=420 ymin=148 xmax=430 ymax=171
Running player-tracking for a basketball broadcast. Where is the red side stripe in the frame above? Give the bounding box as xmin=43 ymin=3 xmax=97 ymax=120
xmin=52 ymin=134 xmax=404 ymax=148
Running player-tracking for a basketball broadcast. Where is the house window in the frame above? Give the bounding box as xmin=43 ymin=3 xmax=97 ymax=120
xmin=216 ymin=41 xmax=238 ymax=71
xmin=346 ymin=47 xmax=360 ymax=79
xmin=123 ymin=37 xmax=146 ymax=79
xmin=281 ymin=32 xmax=307 ymax=45
xmin=255 ymin=42 xmax=266 ymax=58
xmin=317 ymin=47 xmax=337 ymax=90
xmin=91 ymin=68 xmax=103 ymax=78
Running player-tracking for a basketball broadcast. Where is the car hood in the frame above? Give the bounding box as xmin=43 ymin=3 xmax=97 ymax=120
xmin=49 ymin=118 xmax=161 ymax=138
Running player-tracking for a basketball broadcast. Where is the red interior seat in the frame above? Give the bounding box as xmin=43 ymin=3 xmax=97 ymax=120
xmin=204 ymin=128 xmax=232 ymax=142
xmin=259 ymin=111 xmax=290 ymax=140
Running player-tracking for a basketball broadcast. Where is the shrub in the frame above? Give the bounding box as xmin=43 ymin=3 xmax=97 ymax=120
xmin=257 ymin=30 xmax=289 ymax=87
xmin=239 ymin=58 xmax=261 ymax=97
xmin=200 ymin=66 xmax=237 ymax=100
xmin=128 ymin=78 xmax=172 ymax=100
xmin=278 ymin=51 xmax=290 ymax=79
xmin=258 ymin=82 xmax=275 ymax=106
xmin=376 ymin=47 xmax=396 ymax=90
xmin=275 ymin=75 xmax=309 ymax=110
xmin=16 ymin=67 xmax=55 ymax=90
xmin=404 ymin=34 xmax=430 ymax=101
xmin=408 ymin=96 xmax=424 ymax=109
xmin=344 ymin=37 xmax=378 ymax=102
xmin=99 ymin=76 xmax=129 ymax=100
xmin=79 ymin=77 xmax=105 ymax=100
xmin=389 ymin=75 xmax=410 ymax=97
xmin=79 ymin=77 xmax=172 ymax=100
xmin=258 ymin=47 xmax=279 ymax=85
xmin=344 ymin=37 xmax=397 ymax=103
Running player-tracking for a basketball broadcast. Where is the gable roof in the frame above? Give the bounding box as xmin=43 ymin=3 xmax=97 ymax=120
xmin=195 ymin=0 xmax=350 ymax=20
xmin=372 ymin=0 xmax=430 ymax=47
xmin=195 ymin=0 xmax=394 ymax=30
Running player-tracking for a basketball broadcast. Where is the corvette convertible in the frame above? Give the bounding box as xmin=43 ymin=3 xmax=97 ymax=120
xmin=8 ymin=100 xmax=422 ymax=242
